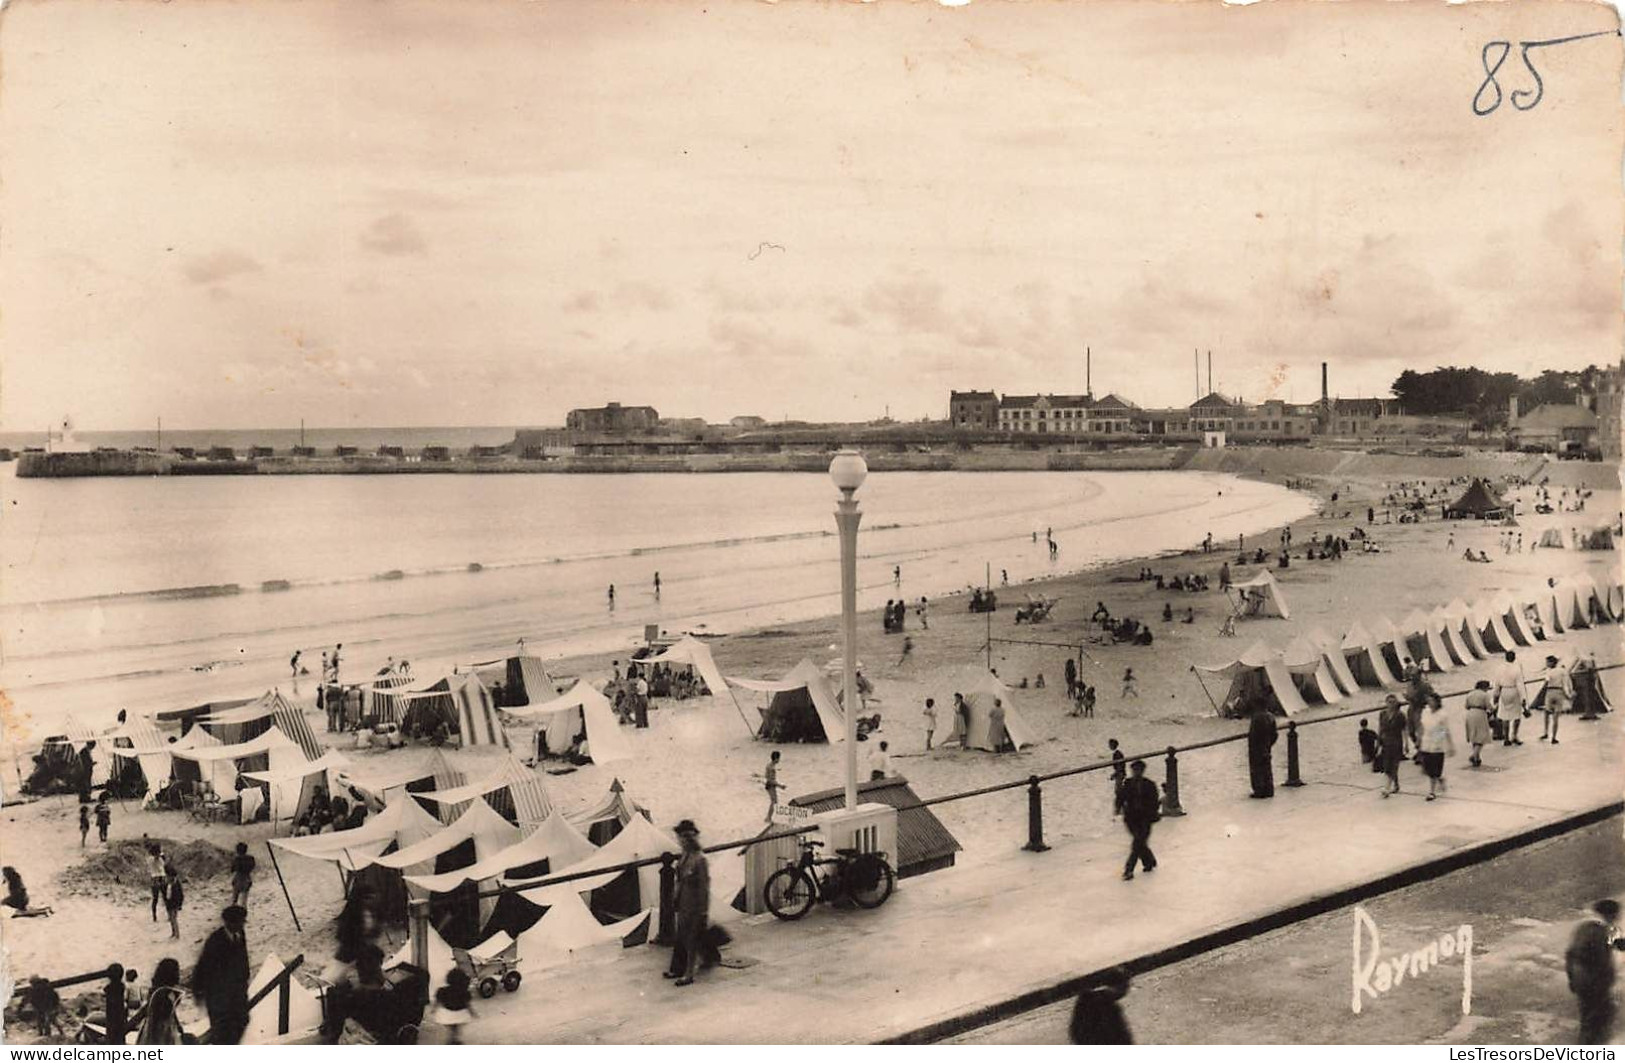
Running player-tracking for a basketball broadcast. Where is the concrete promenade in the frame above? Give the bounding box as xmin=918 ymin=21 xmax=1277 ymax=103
xmin=472 ymin=704 xmax=1623 ymax=1044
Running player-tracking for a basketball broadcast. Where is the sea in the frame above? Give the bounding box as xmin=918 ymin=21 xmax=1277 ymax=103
xmin=0 ymin=467 xmax=1317 ymax=744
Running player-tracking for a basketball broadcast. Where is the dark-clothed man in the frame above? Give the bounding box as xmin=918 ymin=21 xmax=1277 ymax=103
xmin=664 ymin=820 xmax=715 ymax=986
xmin=1119 ymin=760 xmax=1160 ymax=881
xmin=1566 ymin=898 xmax=1625 ymax=1044
xmin=1247 ymin=702 xmax=1278 ymax=798
xmin=193 ymin=905 xmax=251 ymax=1044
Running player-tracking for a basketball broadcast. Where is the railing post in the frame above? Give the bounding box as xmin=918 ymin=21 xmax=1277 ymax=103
xmin=1284 ymin=721 xmax=1305 ymax=787
xmin=1022 ymin=775 xmax=1050 ymax=852
xmin=409 ymin=898 xmax=430 ymax=1007
xmin=277 ymin=974 xmax=290 ymax=1036
xmin=1161 ymin=746 xmax=1186 ymax=817
xmin=656 ymin=852 xmax=677 ymax=945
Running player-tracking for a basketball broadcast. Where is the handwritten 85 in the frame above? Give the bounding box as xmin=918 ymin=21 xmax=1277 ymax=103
xmin=1473 ymin=29 xmax=1619 ymax=116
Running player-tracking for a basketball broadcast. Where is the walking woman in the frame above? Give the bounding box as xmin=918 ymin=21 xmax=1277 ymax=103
xmin=1419 ymin=693 xmax=1455 ymax=801
xmin=1377 ymin=696 xmax=1407 ymax=798
xmin=1463 ymin=680 xmax=1494 ymax=768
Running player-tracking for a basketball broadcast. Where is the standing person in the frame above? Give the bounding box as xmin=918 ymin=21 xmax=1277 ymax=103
xmin=665 ymin=820 xmax=712 ymax=986
xmin=332 ymin=643 xmax=343 ymax=682
xmin=1083 ymin=683 xmax=1097 ymax=718
xmin=869 ymin=740 xmax=891 ymax=780
xmin=1001 ymin=569 xmax=1008 ymax=586
xmin=1419 ymin=693 xmax=1455 ymax=801
xmin=653 ymin=571 xmax=661 ymax=597
xmin=229 ymin=843 xmax=256 ymax=908
xmin=1463 ymin=680 xmax=1494 ymax=767
xmin=1566 ymin=898 xmax=1625 ymax=1044
xmin=1377 ymin=695 xmax=1408 ymax=798
xmin=1119 ymin=760 xmax=1160 ymax=880
xmin=607 ymin=584 xmax=615 ymax=607
xmin=916 ymin=596 xmax=929 ymax=630
xmin=1121 ymin=668 xmax=1139 ymax=699
xmin=1064 ymin=657 xmax=1079 ymax=702
xmin=102 ymin=963 xmax=130 ymax=1046
xmin=948 ymin=693 xmax=970 ymax=748
xmin=1247 ymin=702 xmax=1278 ymax=798
xmin=1218 ymin=561 xmax=1231 ymax=590
xmin=79 ymin=803 xmax=90 ymax=847
xmin=893 ymin=565 xmax=901 ymax=586
xmin=1069 ymin=967 xmax=1134 ymax=1044
xmin=1540 ymin=654 xmax=1572 ymax=744
xmin=1495 ymin=651 xmax=1527 ymax=746
xmin=761 ymin=751 xmax=782 ymax=824
xmin=321 ymin=651 xmax=330 ymax=684
xmin=162 ymin=866 xmax=184 ymax=940
xmin=290 ymin=649 xmax=301 ymax=677
xmin=192 ymin=906 xmax=250 ymax=1044
xmin=147 ymin=844 xmax=167 ymax=922
xmin=1109 ymin=739 xmax=1126 ymax=813
xmin=987 ymin=698 xmax=1011 ymax=753
xmin=432 ymin=970 xmax=475 ymax=1045
xmin=136 ymin=958 xmax=185 ymax=1045
xmin=921 ymin=698 xmax=937 ymax=751
xmin=633 ymin=670 xmax=650 ymax=729
xmin=95 ymin=796 xmax=111 ymax=843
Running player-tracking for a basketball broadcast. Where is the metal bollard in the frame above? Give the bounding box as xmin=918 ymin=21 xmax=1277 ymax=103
xmin=1023 ymin=775 xmax=1050 ymax=852
xmin=408 ymin=898 xmax=431 ymax=1006
xmin=1161 ymin=746 xmax=1187 ymax=817
xmin=656 ymin=852 xmax=677 ymax=945
xmin=1284 ymin=720 xmax=1305 ymax=787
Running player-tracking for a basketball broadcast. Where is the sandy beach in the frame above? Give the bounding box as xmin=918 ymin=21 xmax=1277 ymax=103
xmin=3 ymin=450 xmax=1618 ymax=1042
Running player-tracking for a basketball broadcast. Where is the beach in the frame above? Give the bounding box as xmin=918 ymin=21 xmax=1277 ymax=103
xmin=2 ymin=450 xmax=1619 ymax=1041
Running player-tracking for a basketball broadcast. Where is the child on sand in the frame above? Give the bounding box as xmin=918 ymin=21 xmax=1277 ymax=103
xmin=1357 ymin=719 xmax=1379 ymax=771
xmin=1121 ymin=669 xmax=1139 ymax=699
xmin=79 ymin=803 xmax=90 ymax=847
xmin=95 ymin=798 xmax=111 ymax=843
xmin=1083 ymin=684 xmax=1097 ymax=718
xmin=922 ymin=699 xmax=937 ymax=750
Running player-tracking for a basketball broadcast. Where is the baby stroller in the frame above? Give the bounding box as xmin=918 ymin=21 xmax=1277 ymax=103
xmin=460 ymin=931 xmax=523 ymax=999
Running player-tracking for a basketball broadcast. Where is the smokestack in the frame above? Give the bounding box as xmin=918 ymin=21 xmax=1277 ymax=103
xmin=1207 ymin=351 xmax=1212 ymax=396
xmin=1321 ymin=362 xmax=1329 ymax=406
xmin=1194 ymin=349 xmax=1200 ymax=400
xmin=1086 ymin=347 xmax=1092 ymax=397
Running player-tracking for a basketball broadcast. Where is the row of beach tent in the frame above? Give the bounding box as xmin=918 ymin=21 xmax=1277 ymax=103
xmin=1196 ymin=573 xmax=1622 ymax=718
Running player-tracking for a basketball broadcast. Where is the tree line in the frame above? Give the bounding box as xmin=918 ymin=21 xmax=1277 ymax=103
xmin=1390 ymin=365 xmax=1611 ymax=429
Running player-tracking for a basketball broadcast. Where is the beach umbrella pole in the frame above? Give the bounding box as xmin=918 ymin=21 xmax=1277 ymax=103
xmin=1190 ymin=666 xmax=1221 ymax=715
xmin=265 ymin=841 xmax=302 ymax=932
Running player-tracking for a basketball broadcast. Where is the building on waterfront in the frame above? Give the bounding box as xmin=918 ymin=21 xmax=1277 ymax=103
xmin=1508 ymin=394 xmax=1601 ymax=454
xmin=565 ymin=402 xmax=661 ymax=434
xmin=997 ymin=393 xmax=1095 ymax=434
xmin=1596 ymin=359 xmax=1624 ymax=459
xmin=1327 ymin=397 xmax=1401 ymax=437
xmin=949 ymin=390 xmax=1000 ymax=429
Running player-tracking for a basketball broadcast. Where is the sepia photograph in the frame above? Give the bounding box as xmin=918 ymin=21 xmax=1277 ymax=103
xmin=0 ymin=0 xmax=1621 ymax=1048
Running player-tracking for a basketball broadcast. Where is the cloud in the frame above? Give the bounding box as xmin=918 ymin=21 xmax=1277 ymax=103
xmin=359 ymin=213 xmax=428 ymax=256
xmin=180 ymin=250 xmax=261 ymax=286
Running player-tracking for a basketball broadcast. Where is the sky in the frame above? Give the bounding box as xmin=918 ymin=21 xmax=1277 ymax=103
xmin=1 ymin=0 xmax=1620 ymax=430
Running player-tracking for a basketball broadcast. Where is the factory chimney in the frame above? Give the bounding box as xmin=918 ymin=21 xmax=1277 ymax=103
xmin=1321 ymin=362 xmax=1329 ymax=407
xmin=1207 ymin=351 xmax=1213 ymax=396
xmin=1086 ymin=346 xmax=1092 ymax=398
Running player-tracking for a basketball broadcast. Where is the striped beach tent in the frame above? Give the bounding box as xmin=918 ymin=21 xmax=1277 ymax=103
xmin=411 ymin=753 xmax=553 ymax=829
xmin=468 ymin=655 xmax=562 ymax=706
xmin=198 ymin=690 xmax=325 ymax=762
xmin=364 ymin=672 xmax=419 ymax=724
xmin=395 ymin=673 xmax=509 ymax=749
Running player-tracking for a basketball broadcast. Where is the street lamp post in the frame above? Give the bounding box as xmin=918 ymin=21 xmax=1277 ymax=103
xmin=829 ymin=449 xmax=867 ymax=811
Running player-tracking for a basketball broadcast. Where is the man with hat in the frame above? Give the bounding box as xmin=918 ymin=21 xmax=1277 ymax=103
xmin=1539 ymin=654 xmax=1572 ymax=745
xmin=1566 ymin=898 xmax=1625 ymax=1044
xmin=664 ymin=820 xmax=715 ymax=986
xmin=192 ymin=905 xmax=251 ymax=1044
xmin=1068 ymin=966 xmax=1134 ymax=1044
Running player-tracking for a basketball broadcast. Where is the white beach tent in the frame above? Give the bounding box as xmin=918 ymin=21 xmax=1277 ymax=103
xmin=270 ymin=791 xmax=447 ymax=872
xmin=1536 ymin=587 xmax=1567 ymax=639
xmin=60 ymin=714 xmax=111 ymax=788
xmin=1281 ymin=636 xmax=1344 ymax=706
xmin=1397 ymin=609 xmax=1455 ymax=673
xmin=568 ymin=778 xmax=653 ymax=846
xmin=244 ymin=953 xmax=323 ymax=1044
xmin=1444 ymin=598 xmax=1492 ymax=659
xmin=1194 ymin=640 xmax=1307 ymax=717
xmin=1473 ymin=600 xmax=1518 ymax=655
xmin=1538 ymin=528 xmax=1568 ymax=549
xmin=1227 ymin=569 xmax=1291 ymax=620
xmin=504 ymin=681 xmax=633 ymax=764
xmin=404 ymin=808 xmax=598 ymax=893
xmin=728 ymin=658 xmax=848 ymax=744
xmin=388 ymin=922 xmax=457 ymax=998
xmin=105 ymin=716 xmax=175 ymax=798
xmin=926 ymin=666 xmax=1037 ymax=750
xmin=1307 ymin=627 xmax=1362 ymax=695
xmin=370 ymin=799 xmax=525 ymax=932
xmin=408 ymin=753 xmax=553 ymax=828
xmin=169 ymin=725 xmax=307 ymax=798
xmin=1554 ymin=579 xmax=1591 ymax=630
xmin=1497 ymin=595 xmax=1540 ymax=646
xmin=505 ymin=810 xmax=680 ymax=914
xmin=1340 ymin=621 xmax=1403 ymax=689
xmin=1430 ymin=606 xmax=1473 ymax=667
xmin=514 ymin=891 xmax=652 ymax=973
xmin=240 ymin=750 xmax=350 ymax=824
xmin=639 ymin=636 xmax=733 ymax=703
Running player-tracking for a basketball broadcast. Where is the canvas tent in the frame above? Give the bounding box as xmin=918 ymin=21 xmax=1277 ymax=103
xmin=270 ymin=791 xmax=446 ymax=871
xmin=1538 ymin=528 xmax=1567 ymax=549
xmin=926 ymin=667 xmax=1037 ymax=750
xmin=105 ymin=716 xmax=175 ymax=798
xmin=568 ymin=778 xmax=653 ymax=846
xmin=637 ymin=636 xmax=734 ymax=704
xmin=169 ymin=725 xmax=308 ymax=799
xmin=410 ymin=753 xmax=553 ymax=828
xmin=1445 ymin=479 xmax=1508 ymax=519
xmin=392 ymin=673 xmax=509 ymax=748
xmin=506 ymin=811 xmax=680 ymax=924
xmin=467 ymin=655 xmax=561 ymax=708
xmin=244 ymin=953 xmax=323 ymax=1044
xmin=1496 ymin=596 xmax=1540 ymax=646
xmin=372 ymin=799 xmax=524 ymax=946
xmin=1429 ymin=606 xmax=1473 ymax=666
xmin=1443 ymin=599 xmax=1491 ymax=659
xmin=512 ymin=892 xmax=651 ymax=973
xmin=388 ymin=923 xmax=457 ymax=999
xmin=356 ymin=671 xmax=419 ymax=726
xmin=1281 ymin=636 xmax=1345 ymax=705
xmin=1306 ymin=628 xmax=1361 ymax=695
xmin=1397 ymin=609 xmax=1455 ymax=673
xmin=197 ymin=690 xmax=326 ymax=762
xmin=504 ymin=681 xmax=633 ymax=764
xmin=405 ymin=808 xmax=597 ymax=893
xmin=1194 ymin=640 xmax=1308 ymax=717
xmin=1227 ymin=569 xmax=1291 ymax=620
xmin=1472 ymin=601 xmax=1517 ymax=654
xmin=1341 ymin=621 xmax=1403 ymax=688
xmin=729 ymin=658 xmax=847 ymax=744
xmin=241 ymin=750 xmax=350 ymax=824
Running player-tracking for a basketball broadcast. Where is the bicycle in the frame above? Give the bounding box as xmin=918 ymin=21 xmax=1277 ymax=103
xmin=763 ymin=837 xmax=896 ymax=920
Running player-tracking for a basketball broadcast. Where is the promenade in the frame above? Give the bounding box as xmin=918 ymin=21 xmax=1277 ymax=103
xmin=471 ymin=689 xmax=1623 ymax=1044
